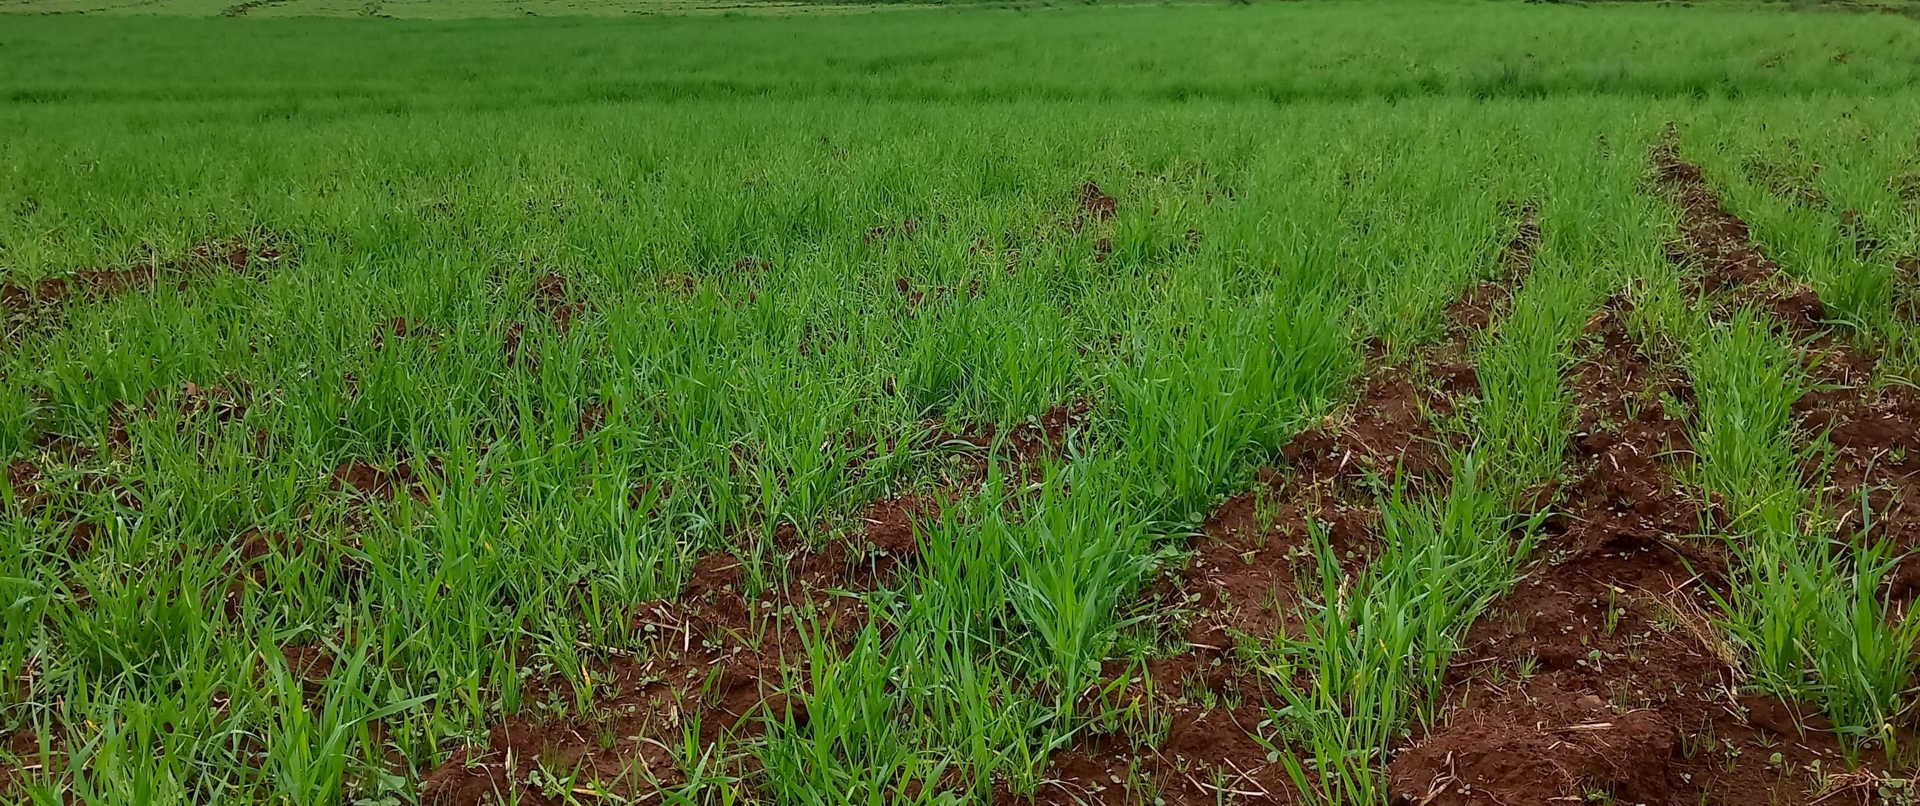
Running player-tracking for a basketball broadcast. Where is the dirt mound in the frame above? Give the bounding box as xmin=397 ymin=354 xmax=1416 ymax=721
xmin=836 ymin=492 xmax=940 ymax=586
xmin=865 ymin=218 xmax=920 ymax=244
xmin=496 ymin=272 xmax=590 ymax=365
xmin=1076 ymin=182 xmax=1117 ymax=224
xmin=1799 ymin=356 xmax=1920 ymax=607
xmin=1443 ymin=282 xmax=1511 ymax=334
xmin=427 ymin=456 xmax=951 ymax=803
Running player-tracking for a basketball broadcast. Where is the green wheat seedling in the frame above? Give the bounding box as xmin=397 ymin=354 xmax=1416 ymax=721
xmin=1266 ymin=458 xmax=1535 ymax=805
xmin=1683 ymin=307 xmax=1920 ymax=747
xmin=1687 ymin=309 xmax=1808 ymax=536
xmin=756 ymin=620 xmax=945 ymax=806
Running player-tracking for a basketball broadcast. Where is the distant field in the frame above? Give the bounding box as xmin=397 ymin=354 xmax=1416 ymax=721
xmin=2 ymin=0 xmax=1916 ymax=16
xmin=0 ymin=0 xmax=953 ymax=18
xmin=0 ymin=0 xmax=1912 ymax=16
xmin=4 ymin=2 xmax=1920 ymax=805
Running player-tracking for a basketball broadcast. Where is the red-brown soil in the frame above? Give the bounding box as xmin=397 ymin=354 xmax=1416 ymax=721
xmin=1182 ymin=366 xmax=1445 ymax=650
xmin=533 ymin=273 xmax=589 ymax=334
xmin=835 ymin=492 xmax=939 ymax=586
xmin=995 ymin=364 xmax=1457 ymax=804
xmin=1653 ymin=139 xmax=1830 ymax=331
xmin=422 ymin=551 xmax=838 ymax=805
xmin=865 ymin=218 xmax=920 ymax=244
xmin=575 ymin=402 xmax=609 ymax=439
xmin=1390 ymin=301 xmax=1912 ymax=804
xmin=1385 ymin=144 xmax=1920 ymax=805
xmin=497 ymin=272 xmax=590 ymax=366
xmin=419 ymin=391 xmax=1088 ymax=804
xmin=925 ymin=398 xmax=1094 ymax=490
xmin=1381 ymin=305 xmax=1851 ymax=805
xmin=1444 ymin=206 xmax=1540 ymax=334
xmin=373 ymin=316 xmax=443 ymax=351
xmin=330 ymin=456 xmax=436 ymax=501
xmin=1077 ymin=182 xmax=1117 ymax=225
xmin=1008 ymin=209 xmax=1543 ymax=805
xmin=0 ymin=728 xmax=43 ymax=794
xmin=274 ymin=642 xmax=338 ymax=702
xmin=892 ymin=275 xmax=985 ymax=311
xmin=1797 ymin=352 xmax=1920 ymax=569
xmin=1657 ymin=139 xmax=1920 ymax=604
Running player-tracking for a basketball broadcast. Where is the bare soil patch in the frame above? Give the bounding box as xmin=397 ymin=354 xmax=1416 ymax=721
xmin=925 ymin=398 xmax=1094 ymax=490
xmin=1076 ymin=182 xmax=1117 ymax=225
xmin=420 ymin=534 xmax=887 ymax=805
xmin=420 ymin=474 xmax=956 ymax=805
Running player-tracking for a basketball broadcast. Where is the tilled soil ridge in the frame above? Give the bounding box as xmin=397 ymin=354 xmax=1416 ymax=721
xmin=1655 ymin=139 xmax=1920 ymax=600
xmin=1382 ymin=304 xmax=1872 ymax=805
xmin=1387 ymin=141 xmax=1920 ymax=806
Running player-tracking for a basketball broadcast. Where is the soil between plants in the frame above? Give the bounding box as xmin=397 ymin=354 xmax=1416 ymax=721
xmin=1383 ymin=143 xmax=1920 ymax=806
xmin=1381 ymin=304 xmax=1884 ymax=805
xmin=1007 ymin=211 xmax=1542 ymax=805
xmin=419 ymin=413 xmax=1061 ymax=805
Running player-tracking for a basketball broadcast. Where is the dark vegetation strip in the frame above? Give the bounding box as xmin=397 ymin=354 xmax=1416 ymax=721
xmin=220 ymin=0 xmax=299 ymax=17
xmin=11 ymin=5 xmax=1920 ymax=110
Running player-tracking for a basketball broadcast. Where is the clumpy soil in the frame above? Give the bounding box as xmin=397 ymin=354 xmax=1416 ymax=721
xmin=1388 ymin=143 xmax=1920 ymax=806
xmin=1183 ymin=365 xmax=1446 ymax=650
xmin=1384 ymin=305 xmax=1885 ymax=805
xmin=1653 ymin=139 xmax=1832 ymax=333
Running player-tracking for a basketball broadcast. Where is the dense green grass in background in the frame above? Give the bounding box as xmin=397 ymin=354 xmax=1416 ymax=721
xmin=4 ymin=1 xmax=1920 ymax=803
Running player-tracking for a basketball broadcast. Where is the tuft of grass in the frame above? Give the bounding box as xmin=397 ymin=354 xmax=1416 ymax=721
xmin=1265 ymin=457 xmax=1537 ymax=805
